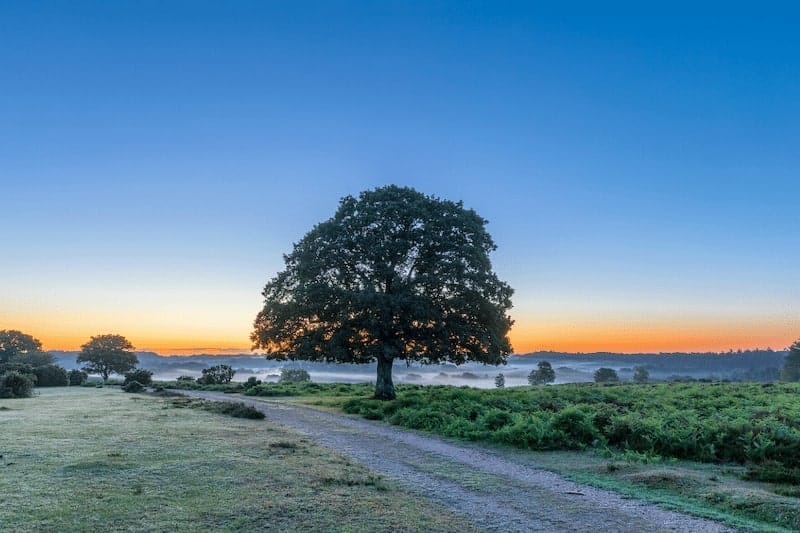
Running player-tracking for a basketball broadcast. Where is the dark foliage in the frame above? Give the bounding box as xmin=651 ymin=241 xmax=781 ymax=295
xmin=122 ymin=381 xmax=145 ymax=393
xmin=279 ymin=368 xmax=311 ymax=383
xmin=633 ymin=366 xmax=649 ymax=383
xmin=594 ymin=368 xmax=620 ymax=383
xmin=32 ymin=365 xmax=68 ymax=387
xmin=123 ymin=368 xmax=153 ymax=386
xmin=0 ymin=330 xmax=42 ymax=363
xmin=243 ymin=376 xmax=262 ymax=389
xmin=252 ymin=186 xmax=514 ymax=400
xmin=0 ymin=371 xmax=35 ymax=398
xmin=781 ymin=339 xmax=800 ymax=381
xmin=197 ymin=365 xmax=235 ymax=385
xmin=77 ymin=334 xmax=138 ymax=380
xmin=528 ymin=361 xmax=556 ymax=385
xmin=68 ymin=369 xmax=89 ymax=386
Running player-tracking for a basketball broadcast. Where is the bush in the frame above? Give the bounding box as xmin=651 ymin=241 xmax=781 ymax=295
xmin=197 ymin=365 xmax=235 ymax=385
xmin=594 ymin=368 xmax=620 ymax=383
xmin=68 ymin=369 xmax=89 ymax=386
xmin=279 ymin=368 xmax=311 ymax=383
xmin=0 ymin=371 xmax=35 ymax=398
xmin=494 ymin=373 xmax=505 ymax=388
xmin=122 ymin=381 xmax=145 ymax=393
xmin=244 ymin=376 xmax=262 ymax=389
xmin=33 ymin=365 xmax=68 ymax=387
xmin=124 ymin=368 xmax=153 ymax=386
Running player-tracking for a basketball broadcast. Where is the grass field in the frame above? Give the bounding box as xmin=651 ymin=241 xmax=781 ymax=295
xmin=0 ymin=387 xmax=475 ymax=532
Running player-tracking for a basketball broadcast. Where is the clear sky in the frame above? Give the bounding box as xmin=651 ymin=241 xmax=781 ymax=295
xmin=2 ymin=2 xmax=798 ymax=354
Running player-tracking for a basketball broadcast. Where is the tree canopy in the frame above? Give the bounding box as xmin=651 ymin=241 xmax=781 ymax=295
xmin=77 ymin=334 xmax=138 ymax=381
xmin=252 ymin=185 xmax=514 ymax=399
xmin=0 ymin=330 xmax=42 ymax=363
xmin=528 ymin=361 xmax=555 ymax=385
xmin=781 ymin=339 xmax=800 ymax=381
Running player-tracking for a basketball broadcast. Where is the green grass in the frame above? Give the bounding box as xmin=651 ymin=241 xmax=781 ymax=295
xmin=0 ymin=387 xmax=475 ymax=532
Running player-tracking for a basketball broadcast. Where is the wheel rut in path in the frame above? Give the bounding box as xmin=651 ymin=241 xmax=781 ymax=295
xmin=176 ymin=390 xmax=736 ymax=533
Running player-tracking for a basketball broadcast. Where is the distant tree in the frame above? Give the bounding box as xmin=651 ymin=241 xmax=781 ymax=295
xmin=68 ymin=369 xmax=89 ymax=386
xmin=123 ymin=368 xmax=153 ymax=387
xmin=244 ymin=376 xmax=262 ymax=389
xmin=594 ymin=367 xmax=619 ymax=383
xmin=494 ymin=373 xmax=505 ymax=388
xmin=11 ymin=351 xmax=54 ymax=367
xmin=633 ymin=366 xmax=649 ymax=384
xmin=32 ymin=365 xmax=68 ymax=387
xmin=252 ymin=186 xmax=514 ymax=400
xmin=197 ymin=364 xmax=235 ymax=385
xmin=0 ymin=370 xmax=35 ymax=398
xmin=0 ymin=330 xmax=42 ymax=363
xmin=781 ymin=339 xmax=800 ymax=382
xmin=279 ymin=368 xmax=311 ymax=383
xmin=528 ymin=361 xmax=556 ymax=385
xmin=77 ymin=334 xmax=138 ymax=381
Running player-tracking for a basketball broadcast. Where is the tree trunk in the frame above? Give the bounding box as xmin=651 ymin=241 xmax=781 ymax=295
xmin=374 ymin=355 xmax=396 ymax=400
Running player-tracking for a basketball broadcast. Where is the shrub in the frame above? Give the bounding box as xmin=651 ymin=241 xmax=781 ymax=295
xmin=594 ymin=368 xmax=620 ymax=383
xmin=123 ymin=368 xmax=153 ymax=386
xmin=122 ymin=381 xmax=145 ymax=393
xmin=68 ymin=369 xmax=89 ymax=386
xmin=279 ymin=368 xmax=311 ymax=383
xmin=197 ymin=365 xmax=235 ymax=385
xmin=244 ymin=376 xmax=262 ymax=389
xmin=0 ymin=363 xmax=35 ymax=381
xmin=33 ymin=365 xmax=68 ymax=387
xmin=0 ymin=371 xmax=35 ymax=398
xmin=494 ymin=373 xmax=505 ymax=388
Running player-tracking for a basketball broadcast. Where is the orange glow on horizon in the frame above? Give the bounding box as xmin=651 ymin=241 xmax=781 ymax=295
xmin=6 ymin=314 xmax=796 ymax=356
xmin=510 ymin=318 xmax=796 ymax=354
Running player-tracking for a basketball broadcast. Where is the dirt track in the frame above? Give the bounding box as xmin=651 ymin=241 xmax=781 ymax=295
xmin=175 ymin=390 xmax=735 ymax=533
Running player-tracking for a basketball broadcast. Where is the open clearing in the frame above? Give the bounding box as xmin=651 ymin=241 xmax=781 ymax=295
xmin=180 ymin=389 xmax=741 ymax=532
xmin=0 ymin=388 xmax=475 ymax=532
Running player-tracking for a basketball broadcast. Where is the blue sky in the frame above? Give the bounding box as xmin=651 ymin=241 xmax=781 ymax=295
xmin=2 ymin=2 xmax=798 ymax=353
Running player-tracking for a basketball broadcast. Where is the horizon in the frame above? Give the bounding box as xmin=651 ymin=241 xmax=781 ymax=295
xmin=3 ymin=4 xmax=798 ymax=355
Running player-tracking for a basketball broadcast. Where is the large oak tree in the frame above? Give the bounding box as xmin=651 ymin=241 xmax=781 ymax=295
xmin=252 ymin=185 xmax=514 ymax=400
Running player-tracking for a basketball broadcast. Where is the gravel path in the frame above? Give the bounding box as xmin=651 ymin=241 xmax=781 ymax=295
xmin=176 ymin=390 xmax=736 ymax=533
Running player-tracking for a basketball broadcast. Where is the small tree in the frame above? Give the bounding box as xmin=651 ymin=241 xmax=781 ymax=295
xmin=633 ymin=366 xmax=649 ymax=384
xmin=594 ymin=367 xmax=619 ymax=383
xmin=0 ymin=371 xmax=35 ymax=398
xmin=252 ymin=186 xmax=514 ymax=400
xmin=494 ymin=373 xmax=505 ymax=388
xmin=68 ymin=369 xmax=88 ymax=386
xmin=197 ymin=365 xmax=235 ymax=385
xmin=77 ymin=334 xmax=138 ymax=381
xmin=781 ymin=339 xmax=800 ymax=381
xmin=528 ymin=361 xmax=556 ymax=385
xmin=279 ymin=368 xmax=311 ymax=383
xmin=0 ymin=330 xmax=42 ymax=363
